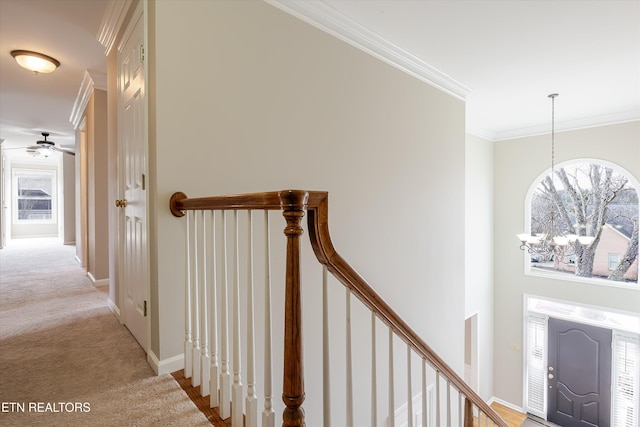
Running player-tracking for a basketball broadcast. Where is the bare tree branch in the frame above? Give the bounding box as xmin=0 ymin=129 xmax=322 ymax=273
xmin=608 ymin=220 xmax=639 ymax=281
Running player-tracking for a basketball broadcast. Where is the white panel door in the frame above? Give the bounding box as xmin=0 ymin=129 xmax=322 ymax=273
xmin=118 ymin=7 xmax=147 ymax=350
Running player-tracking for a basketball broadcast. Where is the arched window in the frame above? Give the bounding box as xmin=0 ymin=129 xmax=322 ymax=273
xmin=523 ymin=159 xmax=639 ymax=287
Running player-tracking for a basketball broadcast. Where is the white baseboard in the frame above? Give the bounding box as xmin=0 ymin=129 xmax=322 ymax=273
xmin=489 ymin=396 xmax=525 ymax=414
xmin=87 ymin=272 xmax=109 ymax=287
xmin=107 ymin=298 xmax=121 ymax=320
xmin=148 ymin=351 xmax=184 ymax=376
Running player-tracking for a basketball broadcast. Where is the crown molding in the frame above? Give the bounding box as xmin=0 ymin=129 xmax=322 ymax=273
xmin=97 ymin=0 xmax=133 ymax=56
xmin=491 ymin=110 xmax=640 ymax=141
xmin=264 ymin=0 xmax=471 ymax=101
xmin=69 ymin=70 xmax=107 ymax=129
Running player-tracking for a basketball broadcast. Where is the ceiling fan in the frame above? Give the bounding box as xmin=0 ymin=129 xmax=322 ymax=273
xmin=26 ymin=132 xmax=75 ymax=157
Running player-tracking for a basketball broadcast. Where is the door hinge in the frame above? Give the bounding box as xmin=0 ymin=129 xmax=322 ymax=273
xmin=140 ymin=45 xmax=145 ymax=62
xmin=142 ymin=173 xmax=146 ymax=190
xmin=143 ymin=300 xmax=148 ymax=317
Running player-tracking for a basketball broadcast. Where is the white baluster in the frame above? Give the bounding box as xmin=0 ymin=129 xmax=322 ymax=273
xmin=220 ymin=210 xmax=231 ymax=419
xmin=185 ymin=212 xmax=193 ymax=379
xmin=389 ymin=328 xmax=395 ymax=427
xmin=371 ymin=312 xmax=377 ymax=427
xmin=436 ymin=371 xmax=441 ymax=427
xmin=192 ymin=212 xmax=201 ymax=387
xmin=458 ymin=393 xmax=462 ymax=427
xmin=232 ymin=210 xmax=243 ymax=427
xmin=245 ymin=211 xmax=258 ymax=427
xmin=210 ymin=211 xmax=220 ymax=407
xmin=200 ymin=210 xmax=211 ymax=397
xmin=346 ymin=288 xmax=353 ymax=427
xmin=262 ymin=211 xmax=275 ymax=427
xmin=446 ymin=380 xmax=451 ymax=427
xmin=323 ymin=266 xmax=331 ymax=427
xmin=407 ymin=345 xmax=413 ymax=427
xmin=422 ymin=360 xmax=427 ymax=427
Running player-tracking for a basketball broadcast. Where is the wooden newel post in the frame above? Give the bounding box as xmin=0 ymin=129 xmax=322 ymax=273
xmin=279 ymin=190 xmax=308 ymax=427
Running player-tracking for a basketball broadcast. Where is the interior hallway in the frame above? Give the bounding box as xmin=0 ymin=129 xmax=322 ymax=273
xmin=0 ymin=238 xmax=209 ymax=426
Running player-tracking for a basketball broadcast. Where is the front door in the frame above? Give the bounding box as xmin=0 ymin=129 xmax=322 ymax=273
xmin=117 ymin=5 xmax=147 ymax=350
xmin=548 ymin=318 xmax=612 ymax=427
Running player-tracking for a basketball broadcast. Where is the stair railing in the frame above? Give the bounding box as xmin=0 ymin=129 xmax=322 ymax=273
xmin=170 ymin=189 xmax=508 ymax=427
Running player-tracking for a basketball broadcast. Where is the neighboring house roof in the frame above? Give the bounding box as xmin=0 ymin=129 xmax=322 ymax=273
xmin=606 ymin=204 xmax=637 ymax=239
xmin=604 ymin=222 xmax=635 ymax=242
xmin=18 ymin=189 xmax=51 ymax=197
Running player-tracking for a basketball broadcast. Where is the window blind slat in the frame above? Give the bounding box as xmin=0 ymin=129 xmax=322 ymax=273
xmin=613 ymin=333 xmax=639 ymax=427
xmin=526 ymin=315 xmax=546 ymax=416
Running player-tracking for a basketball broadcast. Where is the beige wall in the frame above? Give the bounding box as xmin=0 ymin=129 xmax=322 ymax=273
xmin=150 ymin=0 xmax=466 ymax=420
xmin=78 ymin=90 xmax=109 ymax=285
xmin=493 ymin=120 xmax=640 ymax=407
xmin=465 ymin=133 xmax=495 ymax=401
xmin=62 ymin=151 xmax=75 ymax=245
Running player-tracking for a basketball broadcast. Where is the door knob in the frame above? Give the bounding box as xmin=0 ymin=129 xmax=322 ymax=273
xmin=115 ymin=199 xmax=128 ymax=208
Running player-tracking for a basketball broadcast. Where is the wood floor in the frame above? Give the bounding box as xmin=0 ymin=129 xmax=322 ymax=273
xmin=171 ymin=370 xmax=229 ymax=426
xmin=486 ymin=402 xmax=528 ymax=427
xmin=173 ymin=369 xmax=527 ymax=427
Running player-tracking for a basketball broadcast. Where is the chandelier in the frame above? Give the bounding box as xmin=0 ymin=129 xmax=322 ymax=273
xmin=517 ymin=94 xmax=594 ymax=262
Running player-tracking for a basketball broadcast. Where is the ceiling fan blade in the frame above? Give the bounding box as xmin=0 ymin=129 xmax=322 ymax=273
xmin=50 ymin=146 xmax=75 ymax=156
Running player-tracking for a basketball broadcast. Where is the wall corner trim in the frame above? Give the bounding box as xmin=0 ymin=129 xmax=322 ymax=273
xmin=69 ymin=70 xmax=107 ymax=129
xmin=107 ymin=298 xmax=121 ymax=320
xmin=264 ymin=0 xmax=471 ymax=101
xmin=97 ymin=0 xmax=134 ymax=56
xmin=148 ymin=351 xmax=184 ymax=376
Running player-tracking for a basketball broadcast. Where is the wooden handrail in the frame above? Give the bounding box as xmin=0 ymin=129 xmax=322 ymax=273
xmin=170 ymin=190 xmax=508 ymax=427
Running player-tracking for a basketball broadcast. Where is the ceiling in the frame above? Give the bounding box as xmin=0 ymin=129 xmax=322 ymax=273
xmin=0 ymin=0 xmax=638 ymax=157
xmin=0 ymin=0 xmax=109 ymax=156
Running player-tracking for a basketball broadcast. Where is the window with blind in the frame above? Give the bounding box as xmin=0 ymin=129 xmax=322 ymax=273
xmin=525 ymin=315 xmax=546 ymax=417
xmin=613 ymin=332 xmax=639 ymax=427
xmin=13 ymin=169 xmax=56 ymax=223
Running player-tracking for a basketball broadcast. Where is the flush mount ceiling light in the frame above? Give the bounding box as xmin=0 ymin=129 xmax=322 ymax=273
xmin=10 ymin=50 xmax=60 ymax=74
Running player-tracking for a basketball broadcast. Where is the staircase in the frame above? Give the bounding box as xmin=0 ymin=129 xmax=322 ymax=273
xmin=169 ymin=190 xmax=508 ymax=427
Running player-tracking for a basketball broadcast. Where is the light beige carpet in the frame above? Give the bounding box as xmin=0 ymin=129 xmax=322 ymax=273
xmin=0 ymin=238 xmax=210 ymax=426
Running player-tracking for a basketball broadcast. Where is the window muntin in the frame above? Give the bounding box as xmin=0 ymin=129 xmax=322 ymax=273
xmin=609 ymin=253 xmax=621 ymax=270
